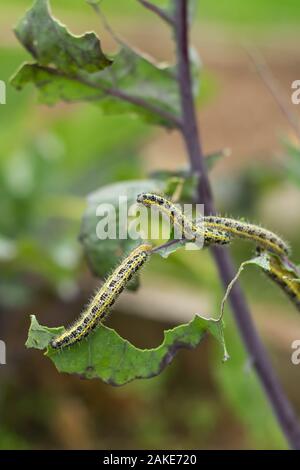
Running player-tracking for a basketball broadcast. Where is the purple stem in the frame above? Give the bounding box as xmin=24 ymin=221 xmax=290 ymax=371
xmin=174 ymin=0 xmax=300 ymax=449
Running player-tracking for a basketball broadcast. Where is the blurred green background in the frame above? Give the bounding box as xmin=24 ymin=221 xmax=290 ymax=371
xmin=0 ymin=0 xmax=300 ymax=450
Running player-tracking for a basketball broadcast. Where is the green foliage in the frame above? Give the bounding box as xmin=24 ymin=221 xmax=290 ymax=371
xmin=214 ymin=315 xmax=287 ymax=449
xmin=79 ymin=173 xmax=200 ymax=279
xmin=6 ymin=0 xmax=300 ymax=451
xmin=283 ymin=140 xmax=300 ymax=188
xmin=222 ymin=250 xmax=300 ymax=322
xmin=80 ymin=179 xmax=165 ymax=279
xmin=5 ymin=0 xmax=300 ymax=28
xmin=12 ymin=0 xmax=182 ymax=128
xmin=26 ymin=314 xmax=227 ymax=385
xmin=14 ymin=0 xmax=112 ymax=73
xmin=0 ymin=43 xmax=148 ymax=307
xmin=150 ymin=168 xmax=199 ymax=201
xmin=221 ymin=252 xmax=271 ymax=317
xmin=199 ymin=0 xmax=300 ymax=26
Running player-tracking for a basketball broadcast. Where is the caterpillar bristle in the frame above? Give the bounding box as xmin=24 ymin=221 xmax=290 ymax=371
xmin=50 ymin=243 xmax=152 ymax=350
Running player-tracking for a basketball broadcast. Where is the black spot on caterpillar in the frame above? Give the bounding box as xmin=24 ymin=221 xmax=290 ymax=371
xmin=204 ymin=216 xmax=290 ymax=257
xmin=137 ymin=193 xmax=289 ymax=256
xmin=50 ymin=244 xmax=152 ymax=350
xmin=137 ymin=192 xmax=231 ymax=247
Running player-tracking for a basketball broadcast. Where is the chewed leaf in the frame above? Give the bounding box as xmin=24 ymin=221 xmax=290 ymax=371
xmin=220 ymin=252 xmax=271 ymax=318
xmin=247 ymin=252 xmax=271 ymax=271
xmin=26 ymin=315 xmax=64 ymax=350
xmin=14 ymin=0 xmax=112 ymax=73
xmin=11 ymin=64 xmax=104 ymax=105
xmin=221 ymin=251 xmax=300 ymax=316
xmin=11 ymin=1 xmax=182 ymax=128
xmin=27 ymin=314 xmax=227 ymax=386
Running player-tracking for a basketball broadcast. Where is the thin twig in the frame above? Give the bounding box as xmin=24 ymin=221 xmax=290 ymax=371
xmin=138 ymin=0 xmax=174 ymax=26
xmin=89 ymin=1 xmax=132 ymax=49
xmin=89 ymin=2 xmax=177 ymax=90
xmin=245 ymin=45 xmax=300 ymax=142
xmin=174 ymin=0 xmax=300 ymax=449
xmin=151 ymin=238 xmax=183 ymax=254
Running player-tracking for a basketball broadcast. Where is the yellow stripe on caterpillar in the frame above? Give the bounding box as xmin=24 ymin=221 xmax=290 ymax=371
xmin=204 ymin=216 xmax=289 ymax=257
xmin=50 ymin=244 xmax=152 ymax=350
xmin=263 ymin=255 xmax=300 ymax=311
xmin=137 ymin=193 xmax=231 ymax=247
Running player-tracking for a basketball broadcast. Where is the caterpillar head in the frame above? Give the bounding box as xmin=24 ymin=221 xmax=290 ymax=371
xmin=50 ymin=339 xmax=59 ymax=349
xmin=137 ymin=192 xmax=164 ymax=207
xmin=131 ymin=243 xmax=153 ymax=257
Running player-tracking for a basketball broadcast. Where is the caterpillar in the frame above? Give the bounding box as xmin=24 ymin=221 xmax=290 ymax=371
xmin=136 ymin=193 xmax=231 ymax=247
xmin=263 ymin=255 xmax=300 ymax=311
xmin=137 ymin=192 xmax=289 ymax=256
xmin=203 ymin=216 xmax=290 ymax=257
xmin=50 ymin=244 xmax=152 ymax=350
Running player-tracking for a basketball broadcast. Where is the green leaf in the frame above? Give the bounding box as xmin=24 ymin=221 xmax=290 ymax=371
xmin=11 ymin=1 xmax=181 ymax=128
xmin=155 ymin=239 xmax=187 ymax=259
xmin=25 ymin=315 xmax=64 ymax=350
xmin=221 ymin=250 xmax=300 ymax=316
xmin=150 ymin=168 xmax=199 ymax=202
xmin=282 ymin=139 xmax=300 ymax=188
xmin=11 ymin=63 xmax=104 ymax=105
xmin=79 ymin=179 xmax=165 ymax=280
xmin=220 ymin=252 xmax=271 ymax=318
xmin=27 ymin=314 xmax=227 ymax=385
xmin=14 ymin=0 xmax=112 ymax=73
xmin=205 ymin=148 xmax=231 ymax=172
xmin=79 ymin=176 xmax=203 ymax=274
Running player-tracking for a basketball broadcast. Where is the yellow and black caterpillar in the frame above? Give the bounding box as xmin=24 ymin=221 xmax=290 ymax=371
xmin=137 ymin=192 xmax=231 ymax=247
xmin=263 ymin=256 xmax=300 ymax=312
xmin=137 ymin=192 xmax=289 ymax=257
xmin=138 ymin=192 xmax=300 ymax=310
xmin=204 ymin=216 xmax=289 ymax=257
xmin=50 ymin=244 xmax=152 ymax=350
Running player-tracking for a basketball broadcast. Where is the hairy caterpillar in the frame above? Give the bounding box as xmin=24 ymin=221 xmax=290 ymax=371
xmin=263 ymin=256 xmax=300 ymax=311
xmin=137 ymin=193 xmax=231 ymax=246
xmin=203 ymin=216 xmax=290 ymax=257
xmin=50 ymin=244 xmax=152 ymax=350
xmin=137 ymin=193 xmax=290 ymax=257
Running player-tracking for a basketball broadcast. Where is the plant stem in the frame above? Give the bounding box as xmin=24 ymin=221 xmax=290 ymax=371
xmin=174 ymin=0 xmax=300 ymax=449
xmin=137 ymin=0 xmax=174 ymax=25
